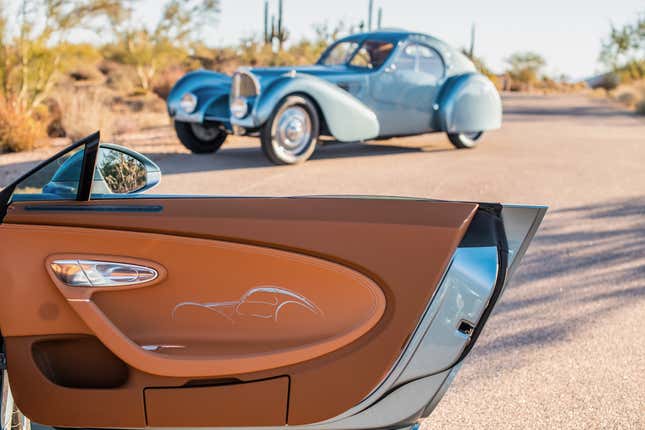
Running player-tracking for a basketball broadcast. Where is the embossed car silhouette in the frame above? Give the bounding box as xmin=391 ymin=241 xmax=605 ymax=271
xmin=172 ymin=286 xmax=324 ymax=322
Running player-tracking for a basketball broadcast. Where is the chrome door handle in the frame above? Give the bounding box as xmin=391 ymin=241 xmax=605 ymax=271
xmin=50 ymin=260 xmax=158 ymax=287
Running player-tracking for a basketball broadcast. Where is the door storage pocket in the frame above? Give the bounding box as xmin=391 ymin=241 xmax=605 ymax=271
xmin=144 ymin=376 xmax=289 ymax=427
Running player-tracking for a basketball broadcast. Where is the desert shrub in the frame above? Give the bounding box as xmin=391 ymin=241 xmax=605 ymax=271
xmin=103 ymin=1 xmax=220 ymax=92
xmin=505 ymin=52 xmax=546 ymax=90
xmin=52 ymin=87 xmax=116 ymax=141
xmin=0 ymin=1 xmax=126 ymax=125
xmin=636 ymin=99 xmax=645 ymax=115
xmin=0 ymin=98 xmax=46 ymax=152
xmin=67 ymin=65 xmax=106 ymax=83
xmin=152 ymin=66 xmax=186 ymax=100
xmin=99 ymin=61 xmax=139 ymax=94
xmin=615 ymin=88 xmax=639 ymax=107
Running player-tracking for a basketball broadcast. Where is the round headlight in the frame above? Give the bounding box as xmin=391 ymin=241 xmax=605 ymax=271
xmin=230 ymin=97 xmax=248 ymax=119
xmin=179 ymin=93 xmax=197 ymax=113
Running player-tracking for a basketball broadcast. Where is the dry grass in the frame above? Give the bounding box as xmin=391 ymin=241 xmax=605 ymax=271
xmin=636 ymin=99 xmax=645 ymax=115
xmin=53 ymin=86 xmax=118 ymax=141
xmin=610 ymin=80 xmax=645 ymax=115
xmin=0 ymin=98 xmax=47 ymax=153
xmin=51 ymin=83 xmax=168 ymax=142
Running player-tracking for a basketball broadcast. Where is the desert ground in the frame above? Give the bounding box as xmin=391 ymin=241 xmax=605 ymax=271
xmin=2 ymin=93 xmax=644 ymax=429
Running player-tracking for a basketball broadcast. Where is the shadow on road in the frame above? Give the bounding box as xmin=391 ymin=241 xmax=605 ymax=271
xmin=502 ymin=95 xmax=643 ymax=122
xmin=148 ymin=142 xmax=447 ymax=174
xmin=467 ymin=196 xmax=645 ymax=375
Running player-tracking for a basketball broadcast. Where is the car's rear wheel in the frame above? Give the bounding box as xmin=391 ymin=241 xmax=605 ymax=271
xmin=447 ymin=131 xmax=484 ymax=149
xmin=174 ymin=121 xmax=228 ymax=154
xmin=260 ymin=95 xmax=320 ymax=165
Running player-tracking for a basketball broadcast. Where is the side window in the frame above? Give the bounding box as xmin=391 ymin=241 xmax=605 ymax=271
xmin=396 ymin=43 xmax=445 ymax=81
xmin=10 ymin=146 xmax=85 ymax=202
xmin=7 ymin=138 xmax=160 ymax=203
xmin=350 ymin=40 xmax=394 ymax=69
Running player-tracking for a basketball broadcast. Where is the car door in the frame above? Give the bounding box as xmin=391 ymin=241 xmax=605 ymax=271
xmin=0 ymin=134 xmax=545 ymax=430
xmin=370 ymin=42 xmax=446 ymax=136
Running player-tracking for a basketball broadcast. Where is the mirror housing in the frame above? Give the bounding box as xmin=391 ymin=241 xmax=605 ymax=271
xmin=43 ymin=143 xmax=161 ymax=198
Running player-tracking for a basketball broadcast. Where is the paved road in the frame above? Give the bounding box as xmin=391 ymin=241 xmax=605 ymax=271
xmin=2 ymin=94 xmax=644 ymax=428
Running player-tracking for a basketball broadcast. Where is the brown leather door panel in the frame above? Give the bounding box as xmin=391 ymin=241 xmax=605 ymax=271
xmin=0 ymin=197 xmax=477 ymax=426
xmin=145 ymin=377 xmax=289 ymax=426
xmin=39 ymin=238 xmax=386 ymax=377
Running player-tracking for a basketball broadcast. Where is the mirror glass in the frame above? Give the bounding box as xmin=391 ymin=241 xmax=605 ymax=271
xmin=92 ymin=147 xmax=147 ymax=195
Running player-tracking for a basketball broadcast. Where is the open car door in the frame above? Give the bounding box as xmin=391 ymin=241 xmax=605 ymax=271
xmin=0 ymin=133 xmax=545 ymax=430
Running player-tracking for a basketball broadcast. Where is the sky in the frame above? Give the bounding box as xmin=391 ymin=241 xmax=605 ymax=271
xmin=107 ymin=0 xmax=645 ymax=79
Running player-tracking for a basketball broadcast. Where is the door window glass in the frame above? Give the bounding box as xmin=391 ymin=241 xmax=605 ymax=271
xmin=10 ymin=146 xmax=85 ymax=202
xmin=396 ymin=43 xmax=445 ymax=81
xmin=349 ymin=40 xmax=394 ymax=69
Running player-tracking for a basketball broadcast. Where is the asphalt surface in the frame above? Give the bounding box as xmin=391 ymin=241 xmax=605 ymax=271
xmin=2 ymin=94 xmax=644 ymax=428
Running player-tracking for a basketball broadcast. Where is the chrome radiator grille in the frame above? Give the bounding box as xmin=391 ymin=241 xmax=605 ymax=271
xmin=232 ymin=70 xmax=259 ymax=98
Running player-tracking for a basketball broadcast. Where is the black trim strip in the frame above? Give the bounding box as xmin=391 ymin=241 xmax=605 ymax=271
xmin=455 ymin=204 xmax=508 ymax=363
xmin=23 ymin=205 xmax=163 ymax=213
xmin=76 ymin=133 xmax=100 ymax=201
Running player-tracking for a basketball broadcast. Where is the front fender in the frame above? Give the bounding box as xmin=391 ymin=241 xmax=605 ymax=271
xmin=238 ymin=74 xmax=379 ymax=142
xmin=167 ymin=70 xmax=232 ymax=125
xmin=435 ymin=73 xmax=502 ymax=133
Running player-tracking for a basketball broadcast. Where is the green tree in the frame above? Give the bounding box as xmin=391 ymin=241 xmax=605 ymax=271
xmin=600 ymin=12 xmax=645 ymax=81
xmin=104 ymin=0 xmax=220 ymax=91
xmin=505 ymin=51 xmax=546 ymax=86
xmin=0 ymin=0 xmax=125 ymax=112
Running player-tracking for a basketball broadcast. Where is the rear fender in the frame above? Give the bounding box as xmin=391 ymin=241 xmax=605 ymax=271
xmin=435 ymin=73 xmax=502 ymax=133
xmin=244 ymin=74 xmax=380 ymax=142
xmin=167 ymin=70 xmax=232 ymax=126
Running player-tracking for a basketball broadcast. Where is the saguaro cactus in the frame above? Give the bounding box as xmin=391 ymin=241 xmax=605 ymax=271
xmin=263 ymin=0 xmax=270 ymax=43
xmin=468 ymin=23 xmax=476 ymax=58
xmin=275 ymin=0 xmax=287 ymax=50
xmin=263 ymin=0 xmax=288 ymax=50
xmin=367 ymin=0 xmax=373 ymax=31
xmin=377 ymin=7 xmax=383 ymax=29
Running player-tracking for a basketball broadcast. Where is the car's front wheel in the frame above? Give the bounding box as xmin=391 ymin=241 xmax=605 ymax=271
xmin=174 ymin=121 xmax=228 ymax=154
xmin=447 ymin=131 xmax=484 ymax=149
xmin=260 ymin=95 xmax=320 ymax=165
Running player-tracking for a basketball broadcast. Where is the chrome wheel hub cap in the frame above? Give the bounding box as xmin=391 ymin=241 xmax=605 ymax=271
xmin=274 ymin=106 xmax=311 ymax=155
xmin=461 ymin=132 xmax=482 ymax=141
xmin=190 ymin=123 xmax=221 ymax=141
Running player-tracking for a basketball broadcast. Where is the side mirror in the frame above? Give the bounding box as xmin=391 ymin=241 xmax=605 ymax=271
xmin=93 ymin=144 xmax=161 ymax=195
xmin=43 ymin=143 xmax=161 ymax=197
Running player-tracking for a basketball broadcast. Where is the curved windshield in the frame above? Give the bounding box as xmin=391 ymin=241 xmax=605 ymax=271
xmin=319 ymin=39 xmax=395 ymax=69
xmin=320 ymin=41 xmax=359 ymax=66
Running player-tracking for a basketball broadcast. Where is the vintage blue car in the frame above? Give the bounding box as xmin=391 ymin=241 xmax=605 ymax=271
xmin=167 ymin=29 xmax=502 ymax=165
